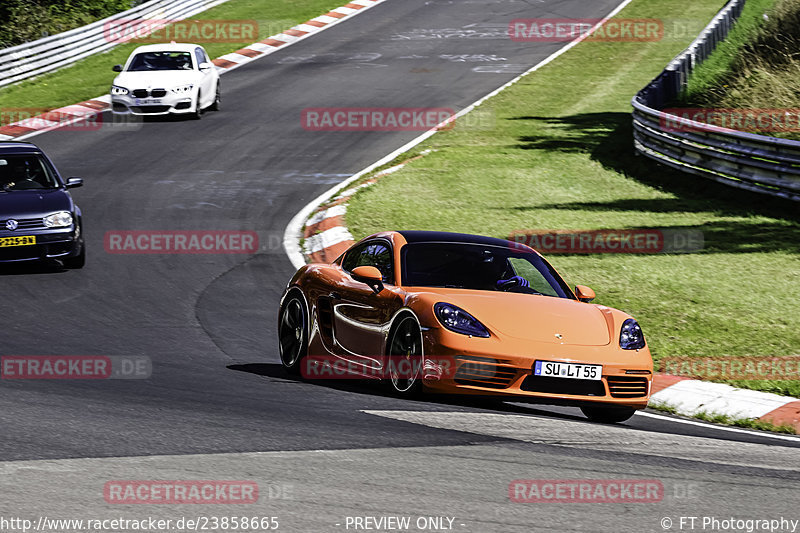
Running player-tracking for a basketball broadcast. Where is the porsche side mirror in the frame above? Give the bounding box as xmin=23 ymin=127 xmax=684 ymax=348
xmin=575 ymin=285 xmax=595 ymax=303
xmin=65 ymin=177 xmax=83 ymax=188
xmin=198 ymin=62 xmax=213 ymax=71
xmin=112 ymin=64 xmax=123 ymax=72
xmin=352 ymin=265 xmax=384 ymax=294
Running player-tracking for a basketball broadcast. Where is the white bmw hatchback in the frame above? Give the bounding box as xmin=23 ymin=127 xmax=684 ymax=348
xmin=110 ymin=43 xmax=220 ymax=118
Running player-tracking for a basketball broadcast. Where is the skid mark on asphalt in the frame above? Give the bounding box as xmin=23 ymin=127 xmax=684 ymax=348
xmin=362 ymin=410 xmax=800 ymax=471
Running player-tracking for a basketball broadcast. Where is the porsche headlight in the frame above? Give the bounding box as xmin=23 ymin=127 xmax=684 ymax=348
xmin=111 ymin=85 xmax=128 ymax=95
xmin=170 ymin=84 xmax=194 ymax=94
xmin=619 ymin=318 xmax=646 ymax=350
xmin=434 ymin=302 xmax=490 ymax=338
xmin=43 ymin=211 xmax=73 ymax=228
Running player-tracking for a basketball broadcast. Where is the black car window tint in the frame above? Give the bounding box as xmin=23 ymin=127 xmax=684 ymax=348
xmin=342 ymin=242 xmax=393 ymax=284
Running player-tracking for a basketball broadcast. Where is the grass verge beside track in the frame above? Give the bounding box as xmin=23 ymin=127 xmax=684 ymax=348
xmin=345 ymin=0 xmax=800 ymax=396
xmin=678 ymin=0 xmax=800 ymax=140
xmin=0 ymin=0 xmax=346 ymax=112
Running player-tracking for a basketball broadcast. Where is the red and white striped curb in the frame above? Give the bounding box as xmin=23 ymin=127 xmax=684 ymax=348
xmin=0 ymin=0 xmax=385 ymax=141
xmin=651 ymin=374 xmax=800 ymax=431
xmin=302 ymin=153 xmax=427 ymax=263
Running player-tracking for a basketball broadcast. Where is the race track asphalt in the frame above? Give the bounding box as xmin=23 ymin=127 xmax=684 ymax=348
xmin=1 ymin=1 xmax=798 ymax=530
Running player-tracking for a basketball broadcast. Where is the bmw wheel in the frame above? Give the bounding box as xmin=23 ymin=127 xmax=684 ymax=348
xmin=278 ymin=291 xmax=308 ymax=375
xmin=210 ymin=83 xmax=220 ymax=111
xmin=387 ymin=315 xmax=423 ymax=396
xmin=191 ymin=91 xmax=203 ymax=120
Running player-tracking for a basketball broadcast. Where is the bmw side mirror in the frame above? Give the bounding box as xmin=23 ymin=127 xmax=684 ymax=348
xmin=112 ymin=64 xmax=123 ymax=72
xmin=352 ymin=265 xmax=384 ymax=294
xmin=65 ymin=177 xmax=83 ymax=189
xmin=575 ymin=285 xmax=595 ymax=303
xmin=198 ymin=62 xmax=213 ymax=71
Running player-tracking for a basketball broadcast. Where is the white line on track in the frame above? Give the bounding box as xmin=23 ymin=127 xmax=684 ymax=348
xmin=635 ymin=410 xmax=800 ymax=443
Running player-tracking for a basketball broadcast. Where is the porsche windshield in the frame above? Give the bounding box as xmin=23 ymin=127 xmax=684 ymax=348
xmin=0 ymin=155 xmax=59 ymax=191
xmin=401 ymin=242 xmax=572 ymax=298
xmin=128 ymin=51 xmax=193 ymax=71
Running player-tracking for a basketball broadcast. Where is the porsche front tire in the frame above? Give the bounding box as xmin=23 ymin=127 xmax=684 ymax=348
xmin=278 ymin=291 xmax=308 ymax=375
xmin=386 ymin=315 xmax=423 ymax=396
xmin=580 ymin=405 xmax=636 ymax=424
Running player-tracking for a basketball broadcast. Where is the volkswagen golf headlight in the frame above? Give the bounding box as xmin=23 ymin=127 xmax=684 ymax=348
xmin=111 ymin=85 xmax=128 ymax=95
xmin=619 ymin=318 xmax=646 ymax=350
xmin=170 ymin=84 xmax=194 ymax=94
xmin=43 ymin=211 xmax=73 ymax=228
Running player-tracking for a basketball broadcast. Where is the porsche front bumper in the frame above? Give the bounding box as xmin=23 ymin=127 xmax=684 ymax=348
xmin=419 ymin=327 xmax=653 ymax=409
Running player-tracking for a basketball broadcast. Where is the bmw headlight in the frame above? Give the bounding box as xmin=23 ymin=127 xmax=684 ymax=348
xmin=111 ymin=85 xmax=128 ymax=95
xmin=434 ymin=303 xmax=490 ymax=338
xmin=43 ymin=211 xmax=73 ymax=228
xmin=619 ymin=318 xmax=646 ymax=350
xmin=170 ymin=84 xmax=194 ymax=94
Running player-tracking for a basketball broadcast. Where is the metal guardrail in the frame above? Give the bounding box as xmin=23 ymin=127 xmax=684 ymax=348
xmin=632 ymin=0 xmax=800 ymax=202
xmin=0 ymin=0 xmax=230 ymax=89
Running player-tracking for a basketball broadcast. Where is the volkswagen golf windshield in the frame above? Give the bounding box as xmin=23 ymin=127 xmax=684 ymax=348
xmin=0 ymin=155 xmax=59 ymax=191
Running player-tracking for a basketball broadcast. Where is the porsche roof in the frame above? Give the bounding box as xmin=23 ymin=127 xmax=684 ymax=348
xmin=397 ymin=230 xmax=520 ymax=248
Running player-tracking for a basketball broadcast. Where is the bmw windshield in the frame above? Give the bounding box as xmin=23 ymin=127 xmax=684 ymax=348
xmin=127 ymin=51 xmax=194 ymax=71
xmin=401 ymin=242 xmax=573 ymax=298
xmin=0 ymin=155 xmax=60 ymax=191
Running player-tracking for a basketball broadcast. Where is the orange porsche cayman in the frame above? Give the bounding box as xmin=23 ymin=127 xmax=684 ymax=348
xmin=278 ymin=231 xmax=653 ymax=423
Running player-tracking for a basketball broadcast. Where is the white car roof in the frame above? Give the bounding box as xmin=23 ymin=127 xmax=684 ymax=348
xmin=129 ymin=43 xmax=204 ymax=55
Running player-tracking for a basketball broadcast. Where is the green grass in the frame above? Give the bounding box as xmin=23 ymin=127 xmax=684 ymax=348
xmin=345 ymin=0 xmax=800 ymax=396
xmin=694 ymin=410 xmax=797 ymax=434
xmin=678 ymin=0 xmax=800 ymax=139
xmin=0 ymin=0 xmax=345 ymax=113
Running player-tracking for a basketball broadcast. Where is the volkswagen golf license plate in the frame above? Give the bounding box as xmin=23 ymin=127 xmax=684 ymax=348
xmin=534 ymin=360 xmax=602 ymax=380
xmin=0 ymin=235 xmax=36 ymax=247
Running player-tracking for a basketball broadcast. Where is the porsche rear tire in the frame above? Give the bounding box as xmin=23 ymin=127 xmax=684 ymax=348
xmin=387 ymin=315 xmax=423 ymax=396
xmin=278 ymin=291 xmax=308 ymax=375
xmin=580 ymin=405 xmax=636 ymax=424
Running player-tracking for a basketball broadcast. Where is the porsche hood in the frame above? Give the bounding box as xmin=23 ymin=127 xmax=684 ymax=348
xmin=420 ymin=289 xmax=612 ymax=346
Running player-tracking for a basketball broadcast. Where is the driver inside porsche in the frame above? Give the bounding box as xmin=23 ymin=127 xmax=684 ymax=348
xmin=476 ymin=250 xmax=530 ymax=291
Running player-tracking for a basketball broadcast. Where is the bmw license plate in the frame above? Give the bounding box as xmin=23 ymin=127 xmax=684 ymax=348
xmin=134 ymin=98 xmax=162 ymax=105
xmin=534 ymin=360 xmax=602 ymax=380
xmin=0 ymin=235 xmax=36 ymax=247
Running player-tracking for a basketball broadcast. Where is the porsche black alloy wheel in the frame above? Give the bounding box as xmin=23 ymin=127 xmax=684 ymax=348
xmin=387 ymin=316 xmax=423 ymax=395
xmin=279 ymin=293 xmax=307 ymax=374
